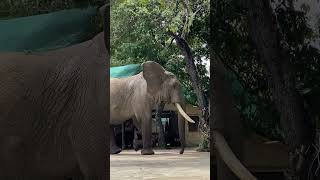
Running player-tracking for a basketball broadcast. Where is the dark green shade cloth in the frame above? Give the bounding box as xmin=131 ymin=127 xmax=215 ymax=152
xmin=0 ymin=7 xmax=98 ymax=52
xmin=110 ymin=64 xmax=142 ymax=78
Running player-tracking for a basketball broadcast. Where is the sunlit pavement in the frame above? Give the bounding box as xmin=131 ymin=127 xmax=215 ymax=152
xmin=110 ymin=148 xmax=210 ymax=180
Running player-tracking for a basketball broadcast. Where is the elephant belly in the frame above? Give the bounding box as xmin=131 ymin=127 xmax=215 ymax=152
xmin=0 ymin=134 xmax=78 ymax=178
xmin=110 ymin=105 xmax=134 ymax=125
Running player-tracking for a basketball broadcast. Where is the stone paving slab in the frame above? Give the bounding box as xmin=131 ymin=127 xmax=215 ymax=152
xmin=110 ymin=149 xmax=210 ymax=180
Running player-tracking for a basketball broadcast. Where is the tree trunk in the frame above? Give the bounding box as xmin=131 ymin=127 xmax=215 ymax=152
xmin=168 ymin=32 xmax=209 ymax=149
xmin=211 ymin=54 xmax=252 ymax=180
xmin=156 ymin=102 xmax=166 ymax=148
xmin=246 ymin=0 xmax=313 ymax=179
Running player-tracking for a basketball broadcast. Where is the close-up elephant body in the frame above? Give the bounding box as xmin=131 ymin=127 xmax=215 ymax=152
xmin=110 ymin=61 xmax=194 ymax=155
xmin=0 ymin=4 xmax=109 ymax=179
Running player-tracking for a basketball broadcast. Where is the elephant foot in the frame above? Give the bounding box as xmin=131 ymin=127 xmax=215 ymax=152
xmin=179 ymin=148 xmax=184 ymax=154
xmin=134 ymin=145 xmax=140 ymax=151
xmin=141 ymin=149 xmax=154 ymax=155
xmin=133 ymin=140 xmax=142 ymax=151
xmin=110 ymin=147 xmax=122 ymax=154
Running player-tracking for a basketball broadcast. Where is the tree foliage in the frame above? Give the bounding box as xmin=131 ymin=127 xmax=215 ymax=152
xmin=211 ymin=0 xmax=320 ymax=141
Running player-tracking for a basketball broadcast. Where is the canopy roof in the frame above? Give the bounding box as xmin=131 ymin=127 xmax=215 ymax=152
xmin=0 ymin=7 xmax=98 ymax=52
xmin=110 ymin=64 xmax=142 ymax=78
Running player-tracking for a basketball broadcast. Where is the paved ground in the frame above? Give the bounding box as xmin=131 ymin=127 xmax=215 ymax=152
xmin=110 ymin=148 xmax=210 ymax=180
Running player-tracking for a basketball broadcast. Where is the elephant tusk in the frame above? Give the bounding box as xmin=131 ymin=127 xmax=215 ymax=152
xmin=213 ymin=131 xmax=257 ymax=180
xmin=174 ymin=103 xmax=195 ymax=123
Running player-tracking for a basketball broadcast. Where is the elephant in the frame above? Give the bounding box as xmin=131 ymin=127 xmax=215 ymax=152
xmin=133 ymin=128 xmax=143 ymax=151
xmin=0 ymin=4 xmax=109 ymax=180
xmin=110 ymin=61 xmax=195 ymax=155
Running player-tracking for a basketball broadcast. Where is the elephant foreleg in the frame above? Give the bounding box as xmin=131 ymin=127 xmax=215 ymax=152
xmin=110 ymin=126 xmax=121 ymax=154
xmin=140 ymin=113 xmax=154 ymax=155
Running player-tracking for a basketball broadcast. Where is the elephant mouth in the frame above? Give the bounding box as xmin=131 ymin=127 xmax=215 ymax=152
xmin=174 ymin=103 xmax=195 ymax=123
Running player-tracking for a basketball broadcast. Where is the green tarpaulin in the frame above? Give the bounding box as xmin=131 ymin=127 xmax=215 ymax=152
xmin=110 ymin=64 xmax=142 ymax=78
xmin=0 ymin=7 xmax=98 ymax=52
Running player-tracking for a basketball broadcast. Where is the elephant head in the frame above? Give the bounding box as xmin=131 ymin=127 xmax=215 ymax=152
xmin=142 ymin=61 xmax=195 ymax=154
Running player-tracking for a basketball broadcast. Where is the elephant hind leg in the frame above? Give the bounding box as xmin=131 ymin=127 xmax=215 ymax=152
xmin=110 ymin=148 xmax=121 ymax=154
xmin=110 ymin=127 xmax=121 ymax=154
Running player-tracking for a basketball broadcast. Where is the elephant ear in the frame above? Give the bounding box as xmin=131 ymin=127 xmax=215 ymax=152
xmin=142 ymin=61 xmax=166 ymax=94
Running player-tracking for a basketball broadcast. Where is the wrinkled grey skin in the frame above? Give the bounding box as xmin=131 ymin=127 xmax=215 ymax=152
xmin=110 ymin=61 xmax=186 ymax=155
xmin=0 ymin=5 xmax=109 ymax=180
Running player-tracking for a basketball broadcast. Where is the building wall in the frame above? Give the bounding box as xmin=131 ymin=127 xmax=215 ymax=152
xmin=163 ymin=103 xmax=201 ymax=147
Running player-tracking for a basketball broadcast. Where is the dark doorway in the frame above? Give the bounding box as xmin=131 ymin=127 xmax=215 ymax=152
xmin=114 ymin=110 xmax=181 ymax=149
xmin=113 ymin=119 xmax=135 ymax=149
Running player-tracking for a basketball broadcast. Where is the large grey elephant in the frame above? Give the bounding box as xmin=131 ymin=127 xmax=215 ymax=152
xmin=0 ymin=4 xmax=109 ymax=180
xmin=110 ymin=61 xmax=195 ymax=155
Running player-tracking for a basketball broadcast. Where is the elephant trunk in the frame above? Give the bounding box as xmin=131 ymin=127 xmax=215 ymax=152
xmin=177 ymin=103 xmax=186 ymax=154
xmin=171 ymin=86 xmax=194 ymax=154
